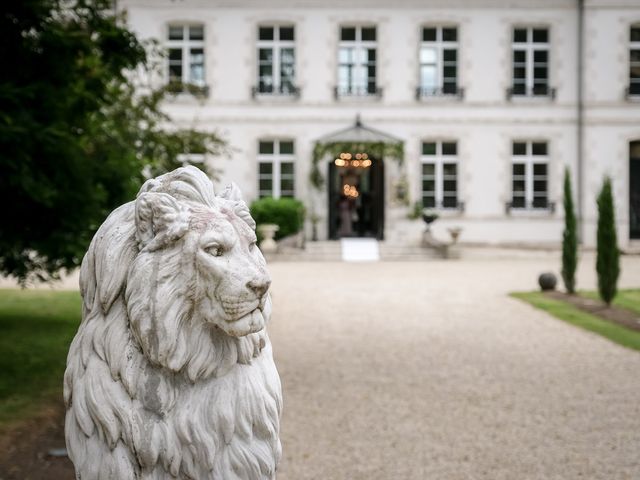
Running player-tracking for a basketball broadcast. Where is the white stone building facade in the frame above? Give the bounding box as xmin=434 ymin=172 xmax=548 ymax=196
xmin=121 ymin=0 xmax=640 ymax=248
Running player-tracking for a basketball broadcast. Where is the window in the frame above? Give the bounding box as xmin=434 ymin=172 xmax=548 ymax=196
xmin=337 ymin=26 xmax=378 ymax=97
xmin=511 ymin=141 xmax=549 ymax=209
xmin=511 ymin=27 xmax=551 ymax=97
xmin=421 ymin=141 xmax=459 ymax=209
xmin=629 ymin=25 xmax=640 ymax=97
xmin=256 ymin=26 xmax=297 ymax=96
xmin=167 ymin=24 xmax=205 ymax=88
xmin=258 ymin=140 xmax=295 ymax=198
xmin=418 ymin=26 xmax=459 ymax=97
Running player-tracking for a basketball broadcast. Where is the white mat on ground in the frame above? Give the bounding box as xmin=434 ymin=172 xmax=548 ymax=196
xmin=340 ymin=238 xmax=380 ymax=262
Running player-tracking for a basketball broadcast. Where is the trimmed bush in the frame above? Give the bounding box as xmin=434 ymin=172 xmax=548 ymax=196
xmin=596 ymin=177 xmax=620 ymax=305
xmin=561 ymin=167 xmax=578 ymax=293
xmin=250 ymin=197 xmax=305 ymax=240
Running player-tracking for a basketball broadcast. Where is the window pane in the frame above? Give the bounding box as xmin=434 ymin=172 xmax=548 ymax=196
xmin=189 ymin=48 xmax=204 ymax=84
xmin=513 ymin=28 xmax=527 ymax=43
xmin=259 ymin=26 xmax=274 ymax=41
xmin=532 ymin=197 xmax=548 ymax=208
xmin=532 ymin=142 xmax=547 ymax=155
xmin=169 ymin=26 xmax=183 ymax=40
xmin=533 ymin=163 xmax=547 ymax=176
xmin=341 ymin=27 xmax=356 ymax=41
xmin=422 ymin=180 xmax=435 ymax=192
xmin=534 ymin=67 xmax=548 ymax=79
xmin=189 ymin=26 xmax=204 ymax=40
xmin=279 ymin=26 xmax=294 ymax=41
xmin=259 ymin=163 xmax=273 ymax=174
xmin=423 ymin=196 xmax=436 ymax=208
xmin=281 ymin=162 xmax=294 ymax=174
xmin=443 ymin=163 xmax=457 ymax=176
xmin=280 ymin=177 xmax=294 ymax=191
xmin=512 ymin=163 xmax=525 ymax=176
xmin=533 ymin=28 xmax=548 ymax=43
xmin=367 ymin=49 xmax=376 ymax=62
xmin=169 ymin=48 xmax=182 ymax=61
xmin=630 ymin=50 xmax=640 ymax=62
xmin=362 ymin=27 xmax=376 ymax=41
xmin=443 ymin=49 xmax=457 ymax=62
xmin=533 ymin=180 xmax=547 ymax=192
xmin=442 ymin=27 xmax=457 ymax=42
xmin=259 ymin=141 xmax=274 ymax=155
xmin=443 ymin=180 xmax=457 ymax=192
xmin=259 ymin=48 xmax=273 ymax=62
xmin=512 ymin=142 xmax=527 ymax=155
xmin=631 ymin=27 xmax=640 ymax=42
xmin=420 ymin=47 xmax=436 ymax=64
xmin=422 ymin=142 xmax=436 ymax=155
xmin=442 ymin=142 xmax=457 ymax=155
xmin=443 ymin=66 xmax=457 ymax=79
xmin=534 ymin=50 xmax=548 ymax=62
xmin=511 ymin=196 xmax=526 ymax=208
xmin=279 ymin=141 xmax=294 ymax=155
xmin=513 ymin=50 xmax=526 ymax=63
xmin=423 ymin=27 xmax=436 ymax=42
xmin=442 ymin=197 xmax=458 ymax=208
xmin=421 ymin=66 xmax=436 ymax=88
xmin=422 ymin=163 xmax=435 ymax=175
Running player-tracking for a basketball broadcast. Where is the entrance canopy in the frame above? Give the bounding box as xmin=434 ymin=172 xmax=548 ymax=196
xmin=316 ymin=116 xmax=403 ymax=145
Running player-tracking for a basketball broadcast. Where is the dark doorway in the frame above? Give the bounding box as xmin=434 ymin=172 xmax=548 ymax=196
xmin=328 ymin=154 xmax=384 ymax=240
xmin=631 ymin=141 xmax=640 ymax=239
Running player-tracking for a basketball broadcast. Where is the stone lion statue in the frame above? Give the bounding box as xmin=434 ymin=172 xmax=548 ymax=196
xmin=64 ymin=166 xmax=282 ymax=479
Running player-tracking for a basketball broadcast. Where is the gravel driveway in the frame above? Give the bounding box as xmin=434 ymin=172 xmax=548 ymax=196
xmin=268 ymin=254 xmax=640 ymax=480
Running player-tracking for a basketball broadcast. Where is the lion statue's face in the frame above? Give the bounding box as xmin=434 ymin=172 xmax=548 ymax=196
xmin=188 ymin=205 xmax=271 ymax=337
xmin=124 ymin=188 xmax=272 ymax=374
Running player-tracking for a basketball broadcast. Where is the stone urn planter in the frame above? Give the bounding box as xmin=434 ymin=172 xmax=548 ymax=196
xmin=258 ymin=223 xmax=279 ymax=253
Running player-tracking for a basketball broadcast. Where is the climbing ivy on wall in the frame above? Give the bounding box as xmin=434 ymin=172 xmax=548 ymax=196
xmin=310 ymin=141 xmax=404 ymax=190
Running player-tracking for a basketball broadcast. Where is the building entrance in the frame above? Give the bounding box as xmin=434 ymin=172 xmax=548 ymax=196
xmin=328 ymin=152 xmax=384 ymax=240
xmin=631 ymin=141 xmax=640 ymax=239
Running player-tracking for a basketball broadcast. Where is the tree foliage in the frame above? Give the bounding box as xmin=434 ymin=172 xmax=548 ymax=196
xmin=0 ymin=0 xmax=226 ymax=284
xmin=596 ymin=177 xmax=620 ymax=305
xmin=561 ymin=167 xmax=578 ymax=293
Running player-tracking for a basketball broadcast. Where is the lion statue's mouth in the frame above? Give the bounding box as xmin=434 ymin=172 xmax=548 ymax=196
xmin=219 ymin=299 xmax=267 ymax=336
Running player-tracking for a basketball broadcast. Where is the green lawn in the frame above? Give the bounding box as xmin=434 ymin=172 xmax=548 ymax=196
xmin=0 ymin=289 xmax=81 ymax=429
xmin=512 ymin=291 xmax=640 ymax=352
xmin=579 ymin=289 xmax=640 ymax=316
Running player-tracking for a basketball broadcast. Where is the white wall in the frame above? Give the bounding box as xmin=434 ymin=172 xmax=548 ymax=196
xmin=121 ymin=0 xmax=640 ymax=248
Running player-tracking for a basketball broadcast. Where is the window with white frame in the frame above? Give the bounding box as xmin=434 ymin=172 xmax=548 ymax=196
xmin=511 ymin=141 xmax=549 ymax=209
xmin=511 ymin=27 xmax=551 ymax=97
xmin=256 ymin=26 xmax=296 ymax=95
xmin=629 ymin=25 xmax=640 ymax=96
xmin=167 ymin=24 xmax=205 ymax=87
xmin=418 ymin=26 xmax=459 ymax=97
xmin=258 ymin=140 xmax=295 ymax=198
xmin=421 ymin=141 xmax=459 ymax=209
xmin=337 ymin=26 xmax=377 ymax=97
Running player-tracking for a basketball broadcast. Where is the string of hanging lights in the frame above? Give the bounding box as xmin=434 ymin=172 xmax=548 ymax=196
xmin=334 ymin=152 xmax=372 ymax=168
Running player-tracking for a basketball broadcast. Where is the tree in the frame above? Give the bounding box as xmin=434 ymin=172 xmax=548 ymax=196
xmin=596 ymin=176 xmax=620 ymax=305
xmin=561 ymin=167 xmax=578 ymax=293
xmin=0 ymin=0 xmax=226 ymax=284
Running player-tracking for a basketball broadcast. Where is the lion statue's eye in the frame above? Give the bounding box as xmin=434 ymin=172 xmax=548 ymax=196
xmin=205 ymin=244 xmax=224 ymax=257
xmin=249 ymin=241 xmax=257 ymax=250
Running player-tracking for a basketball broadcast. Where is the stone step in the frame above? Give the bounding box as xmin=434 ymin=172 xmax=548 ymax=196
xmin=266 ymin=240 xmax=446 ymax=262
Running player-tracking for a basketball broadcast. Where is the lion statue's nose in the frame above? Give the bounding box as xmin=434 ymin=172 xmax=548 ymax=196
xmin=246 ymin=278 xmax=271 ymax=298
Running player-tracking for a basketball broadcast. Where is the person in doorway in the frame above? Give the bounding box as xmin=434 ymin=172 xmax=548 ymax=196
xmin=338 ymin=194 xmax=353 ymax=237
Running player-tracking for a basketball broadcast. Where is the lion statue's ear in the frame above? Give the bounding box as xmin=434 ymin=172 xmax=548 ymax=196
xmin=135 ymin=192 xmax=190 ymax=251
xmin=219 ymin=183 xmax=256 ymax=230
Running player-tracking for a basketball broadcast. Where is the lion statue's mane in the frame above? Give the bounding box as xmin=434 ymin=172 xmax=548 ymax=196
xmin=64 ymin=166 xmax=282 ymax=479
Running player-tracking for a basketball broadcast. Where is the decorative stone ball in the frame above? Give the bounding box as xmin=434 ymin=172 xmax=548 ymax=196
xmin=538 ymin=272 xmax=557 ymax=291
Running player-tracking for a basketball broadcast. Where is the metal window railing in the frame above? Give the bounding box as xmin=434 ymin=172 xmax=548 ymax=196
xmin=506 ymin=86 xmax=556 ymax=100
xmin=252 ymin=84 xmax=301 ymax=99
xmin=334 ymin=85 xmax=383 ymax=99
xmin=416 ymin=86 xmax=465 ymax=100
